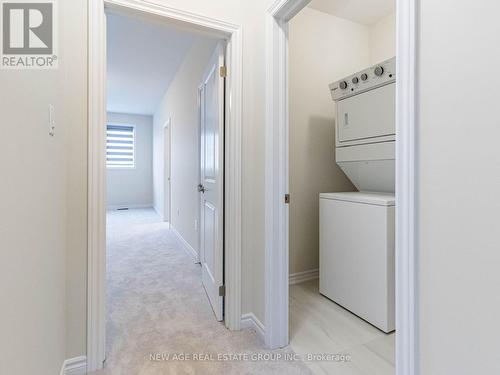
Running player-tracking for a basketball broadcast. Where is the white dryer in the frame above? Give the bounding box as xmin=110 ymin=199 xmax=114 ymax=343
xmin=330 ymin=57 xmax=396 ymax=193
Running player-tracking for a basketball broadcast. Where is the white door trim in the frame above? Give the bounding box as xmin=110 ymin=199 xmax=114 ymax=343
xmin=88 ymin=0 xmax=243 ymax=371
xmin=264 ymin=2 xmax=419 ymax=375
xmin=197 ymin=85 xmax=203 ymax=259
xmin=395 ymin=0 xmax=419 ymax=373
xmin=163 ymin=118 xmax=171 ymax=225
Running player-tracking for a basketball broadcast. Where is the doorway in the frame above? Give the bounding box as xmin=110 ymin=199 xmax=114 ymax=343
xmin=104 ymin=9 xmax=229 ymax=372
xmin=287 ymin=3 xmax=397 ymax=373
xmin=265 ymin=1 xmax=418 ymax=375
xmin=87 ymin=1 xmax=243 ymax=372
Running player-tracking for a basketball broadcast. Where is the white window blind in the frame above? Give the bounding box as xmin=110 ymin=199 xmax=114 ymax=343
xmin=106 ymin=124 xmax=135 ymax=168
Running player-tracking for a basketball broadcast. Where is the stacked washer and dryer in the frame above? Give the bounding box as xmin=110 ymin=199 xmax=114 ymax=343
xmin=319 ymin=57 xmax=396 ymax=333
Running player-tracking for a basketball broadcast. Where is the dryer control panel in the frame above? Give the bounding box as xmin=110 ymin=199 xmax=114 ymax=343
xmin=329 ymin=57 xmax=396 ymax=101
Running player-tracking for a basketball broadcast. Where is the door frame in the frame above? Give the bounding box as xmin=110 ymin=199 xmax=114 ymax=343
xmin=197 ymin=85 xmax=203 ymax=258
xmin=264 ymin=1 xmax=419 ymax=375
xmin=163 ymin=118 xmax=171 ymax=225
xmin=88 ymin=0 xmax=243 ymax=371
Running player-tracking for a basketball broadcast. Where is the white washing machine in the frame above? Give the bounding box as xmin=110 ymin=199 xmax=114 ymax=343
xmin=320 ymin=57 xmax=396 ymax=333
xmin=319 ymin=192 xmax=395 ymax=333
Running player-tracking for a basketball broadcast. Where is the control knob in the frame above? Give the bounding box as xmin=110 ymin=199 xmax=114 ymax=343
xmin=352 ymin=77 xmax=359 ymax=84
xmin=339 ymin=81 xmax=348 ymax=90
xmin=374 ymin=66 xmax=384 ymax=76
xmin=360 ymin=73 xmax=368 ymax=81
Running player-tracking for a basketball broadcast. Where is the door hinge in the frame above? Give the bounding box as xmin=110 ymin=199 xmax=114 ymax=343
xmin=220 ymin=66 xmax=227 ymax=78
xmin=219 ymin=285 xmax=226 ymax=296
xmin=285 ymin=194 xmax=290 ymax=204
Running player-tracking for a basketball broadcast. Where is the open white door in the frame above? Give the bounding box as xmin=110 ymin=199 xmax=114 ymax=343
xmin=199 ymin=43 xmax=225 ymax=321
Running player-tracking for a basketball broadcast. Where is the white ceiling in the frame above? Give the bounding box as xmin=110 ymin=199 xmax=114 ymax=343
xmin=107 ymin=13 xmax=196 ymax=115
xmin=308 ymin=0 xmax=395 ymax=25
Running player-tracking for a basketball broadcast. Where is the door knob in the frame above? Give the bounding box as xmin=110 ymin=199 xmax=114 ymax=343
xmin=197 ymin=184 xmax=205 ymax=193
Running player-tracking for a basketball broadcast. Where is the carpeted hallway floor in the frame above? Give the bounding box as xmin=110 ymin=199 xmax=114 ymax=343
xmin=90 ymin=208 xmax=312 ymax=375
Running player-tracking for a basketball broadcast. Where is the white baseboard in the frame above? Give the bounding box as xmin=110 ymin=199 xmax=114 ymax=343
xmin=153 ymin=205 xmax=166 ymax=221
xmin=289 ymin=268 xmax=319 ymax=285
xmin=60 ymin=356 xmax=87 ymax=375
xmin=107 ymin=203 xmax=153 ymax=210
xmin=171 ymin=225 xmax=199 ymax=263
xmin=241 ymin=313 xmax=265 ymax=342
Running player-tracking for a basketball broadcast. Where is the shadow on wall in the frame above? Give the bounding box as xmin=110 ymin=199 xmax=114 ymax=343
xmin=304 ymin=115 xmax=354 ymax=188
xmin=289 ymin=115 xmax=355 ymax=275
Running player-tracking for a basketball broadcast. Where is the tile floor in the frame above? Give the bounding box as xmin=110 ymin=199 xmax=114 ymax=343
xmin=290 ymin=280 xmax=395 ymax=375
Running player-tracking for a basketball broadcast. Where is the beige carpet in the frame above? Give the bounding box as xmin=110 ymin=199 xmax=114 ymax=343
xmin=89 ymin=208 xmax=312 ymax=375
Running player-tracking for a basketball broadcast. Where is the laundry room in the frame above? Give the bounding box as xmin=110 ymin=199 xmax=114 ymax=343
xmin=288 ymin=1 xmax=396 ymax=374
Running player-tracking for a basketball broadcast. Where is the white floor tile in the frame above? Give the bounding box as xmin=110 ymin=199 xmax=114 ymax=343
xmin=290 ymin=279 xmax=395 ymax=375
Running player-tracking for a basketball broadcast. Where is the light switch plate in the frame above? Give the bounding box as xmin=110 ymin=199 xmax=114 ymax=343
xmin=49 ymin=104 xmax=55 ymax=136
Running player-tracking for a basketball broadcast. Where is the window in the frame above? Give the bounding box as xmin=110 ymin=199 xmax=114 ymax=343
xmin=106 ymin=124 xmax=135 ymax=168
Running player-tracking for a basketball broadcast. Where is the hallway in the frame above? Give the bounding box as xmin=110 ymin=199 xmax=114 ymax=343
xmin=92 ymin=209 xmax=311 ymax=375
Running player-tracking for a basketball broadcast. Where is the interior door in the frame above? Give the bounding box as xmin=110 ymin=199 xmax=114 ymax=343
xmin=199 ymin=43 xmax=225 ymax=321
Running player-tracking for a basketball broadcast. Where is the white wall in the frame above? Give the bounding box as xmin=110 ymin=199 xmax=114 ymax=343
xmin=0 ymin=77 xmax=66 ymax=375
xmin=107 ymin=112 xmax=153 ymax=209
xmin=64 ymin=1 xmax=88 ymax=360
xmin=418 ymin=1 xmax=500 ymax=373
xmin=369 ymin=12 xmax=396 ymax=64
xmin=0 ymin=0 xmax=87 ymax=373
xmin=154 ymin=38 xmax=217 ymax=255
xmin=288 ymin=8 xmax=365 ymax=274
